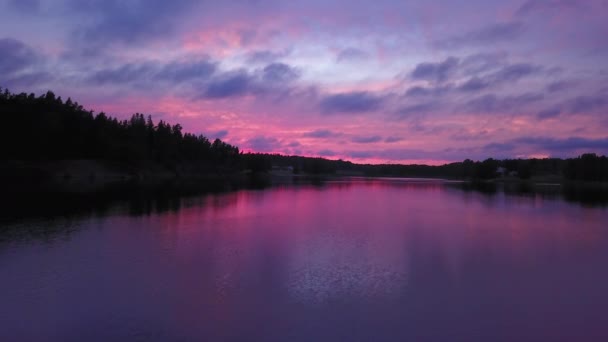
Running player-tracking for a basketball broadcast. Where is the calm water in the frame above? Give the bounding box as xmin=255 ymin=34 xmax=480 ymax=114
xmin=1 ymin=179 xmax=608 ymax=341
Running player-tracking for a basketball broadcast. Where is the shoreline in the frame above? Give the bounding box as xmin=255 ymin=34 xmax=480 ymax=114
xmin=1 ymin=163 xmax=607 ymax=223
xmin=2 ymin=159 xmax=607 ymax=196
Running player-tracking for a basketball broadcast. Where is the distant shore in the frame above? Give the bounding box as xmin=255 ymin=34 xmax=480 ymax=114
xmin=2 ymin=160 xmax=607 ymax=223
xmin=0 ymin=160 xmax=258 ymax=194
xmin=4 ymin=159 xmax=605 ymax=197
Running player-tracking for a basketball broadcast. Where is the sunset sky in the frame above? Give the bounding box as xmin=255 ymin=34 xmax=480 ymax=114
xmin=1 ymin=0 xmax=607 ymax=164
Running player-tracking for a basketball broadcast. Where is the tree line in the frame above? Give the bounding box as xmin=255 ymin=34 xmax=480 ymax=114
xmin=0 ymin=88 xmax=239 ymax=168
xmin=236 ymin=152 xmax=608 ymax=182
xmin=1 ymin=88 xmax=606 ymax=182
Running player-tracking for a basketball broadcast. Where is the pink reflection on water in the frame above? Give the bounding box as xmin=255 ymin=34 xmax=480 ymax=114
xmin=3 ymin=179 xmax=608 ymax=341
xmin=140 ymin=180 xmax=608 ymax=308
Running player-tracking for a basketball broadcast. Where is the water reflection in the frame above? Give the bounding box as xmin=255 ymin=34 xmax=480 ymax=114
xmin=1 ymin=178 xmax=608 ymax=341
xmin=2 ymin=178 xmax=607 ymax=224
xmin=449 ymin=180 xmax=608 ymax=207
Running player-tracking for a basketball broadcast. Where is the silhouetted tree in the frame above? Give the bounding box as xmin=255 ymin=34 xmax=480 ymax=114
xmin=0 ymin=88 xmax=240 ymax=167
xmin=1 ymin=88 xmax=606 ymax=182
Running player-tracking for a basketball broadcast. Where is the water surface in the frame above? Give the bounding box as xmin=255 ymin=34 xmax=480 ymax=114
xmin=1 ymin=179 xmax=607 ymax=341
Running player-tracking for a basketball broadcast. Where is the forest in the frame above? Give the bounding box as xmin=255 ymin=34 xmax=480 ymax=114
xmin=245 ymin=153 xmax=608 ymax=181
xmin=0 ymin=88 xmax=239 ymax=167
xmin=1 ymin=88 xmax=606 ymax=182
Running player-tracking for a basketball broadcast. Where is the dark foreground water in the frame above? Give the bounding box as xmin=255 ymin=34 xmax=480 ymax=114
xmin=1 ymin=179 xmax=608 ymax=341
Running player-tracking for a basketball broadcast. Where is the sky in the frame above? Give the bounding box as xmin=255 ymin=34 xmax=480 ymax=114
xmin=1 ymin=0 xmax=607 ymax=164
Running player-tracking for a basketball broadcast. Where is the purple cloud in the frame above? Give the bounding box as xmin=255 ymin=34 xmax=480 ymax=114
xmin=199 ymin=63 xmax=300 ymax=99
xmin=410 ymin=57 xmax=459 ymax=83
xmin=67 ymin=0 xmax=199 ymax=46
xmin=157 ymin=60 xmax=218 ymax=83
xmin=0 ymin=38 xmax=53 ymax=88
xmin=4 ymin=71 xmax=53 ymax=88
xmin=7 ymin=0 xmax=39 ymax=12
xmin=88 ymin=63 xmax=156 ymax=85
xmin=303 ymin=129 xmax=341 ymax=138
xmin=461 ymin=52 xmax=508 ymax=74
xmin=0 ymin=38 xmax=39 ymax=75
xmin=204 ymin=71 xmax=254 ymax=98
xmin=457 ymin=63 xmax=542 ymax=93
xmin=437 ymin=22 xmax=524 ymax=49
xmin=319 ymin=91 xmax=384 ymax=114
xmin=516 ymin=0 xmax=585 ymax=16
xmin=245 ymin=50 xmax=290 ymax=64
xmin=351 ymin=135 xmax=383 ymax=143
xmin=262 ymin=63 xmax=300 ymax=83
xmin=567 ymin=95 xmax=607 ymax=113
xmin=483 ymin=142 xmax=517 ymax=153
xmin=405 ymin=85 xmax=451 ymax=97
xmin=1 ymin=0 xmax=607 ymax=163
xmin=336 ymin=48 xmax=370 ymax=62
xmin=385 ymin=136 xmax=403 ymax=143
xmin=464 ymin=93 xmax=544 ymax=113
xmin=513 ymin=136 xmax=608 ymax=154
xmin=87 ymin=59 xmax=217 ymax=86
xmin=397 ymin=102 xmax=438 ymax=118
xmin=491 ymin=63 xmax=541 ymax=82
xmin=458 ymin=77 xmax=490 ymax=92
xmin=546 ymin=80 xmax=576 ymax=93
xmin=246 ymin=136 xmax=280 ymax=152
xmin=209 ymin=130 xmax=229 ymax=139
xmin=318 ymin=149 xmax=337 ymax=157
xmin=537 ymin=107 xmax=562 ymax=120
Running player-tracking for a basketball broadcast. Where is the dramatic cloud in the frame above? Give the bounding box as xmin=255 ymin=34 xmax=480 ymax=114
xmin=351 ymin=135 xmax=383 ymax=143
xmin=204 ymin=70 xmax=254 ymax=98
xmin=7 ymin=0 xmax=39 ymax=12
xmin=0 ymin=38 xmax=53 ymax=88
xmin=405 ymin=85 xmax=451 ymax=97
xmin=513 ymin=136 xmax=608 ymax=153
xmin=460 ymin=52 xmax=508 ymax=74
xmin=262 ymin=63 xmax=300 ymax=83
xmin=158 ymin=60 xmax=218 ymax=83
xmin=437 ymin=22 xmax=524 ymax=49
xmin=0 ymin=38 xmax=40 ymax=75
xmin=245 ymin=50 xmax=290 ymax=64
xmin=567 ymin=95 xmax=608 ymax=114
xmin=318 ymin=149 xmax=338 ymax=157
xmin=385 ymin=136 xmax=404 ymax=143
xmin=87 ymin=59 xmax=217 ymax=88
xmin=397 ymin=102 xmax=438 ymax=118
xmin=464 ymin=93 xmax=544 ymax=113
xmin=88 ymin=63 xmax=156 ymax=85
xmin=303 ymin=129 xmax=341 ymax=138
xmin=458 ymin=77 xmax=490 ymax=92
xmin=537 ymin=107 xmax=562 ymax=120
xmin=491 ymin=63 xmax=541 ymax=82
xmin=208 ymin=129 xmax=229 ymax=139
xmin=67 ymin=0 xmax=199 ymax=45
xmin=457 ymin=63 xmax=542 ymax=92
xmin=198 ymin=63 xmax=300 ymax=99
xmin=410 ymin=57 xmax=459 ymax=83
xmin=336 ymin=48 xmax=370 ymax=63
xmin=1 ymin=0 xmax=607 ymax=163
xmin=546 ymin=80 xmax=576 ymax=92
xmin=246 ymin=136 xmax=281 ymax=152
xmin=482 ymin=142 xmax=516 ymax=153
xmin=319 ymin=92 xmax=385 ymax=114
xmin=516 ymin=0 xmax=584 ymax=16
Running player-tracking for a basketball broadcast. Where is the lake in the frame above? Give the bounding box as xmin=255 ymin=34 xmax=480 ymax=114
xmin=1 ymin=178 xmax=608 ymax=341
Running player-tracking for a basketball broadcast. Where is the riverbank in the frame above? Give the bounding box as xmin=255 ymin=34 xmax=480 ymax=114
xmin=3 ymin=160 xmax=606 ymax=194
xmin=0 ymin=160 xmax=258 ymax=193
xmin=1 ymin=164 xmax=607 ymax=223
